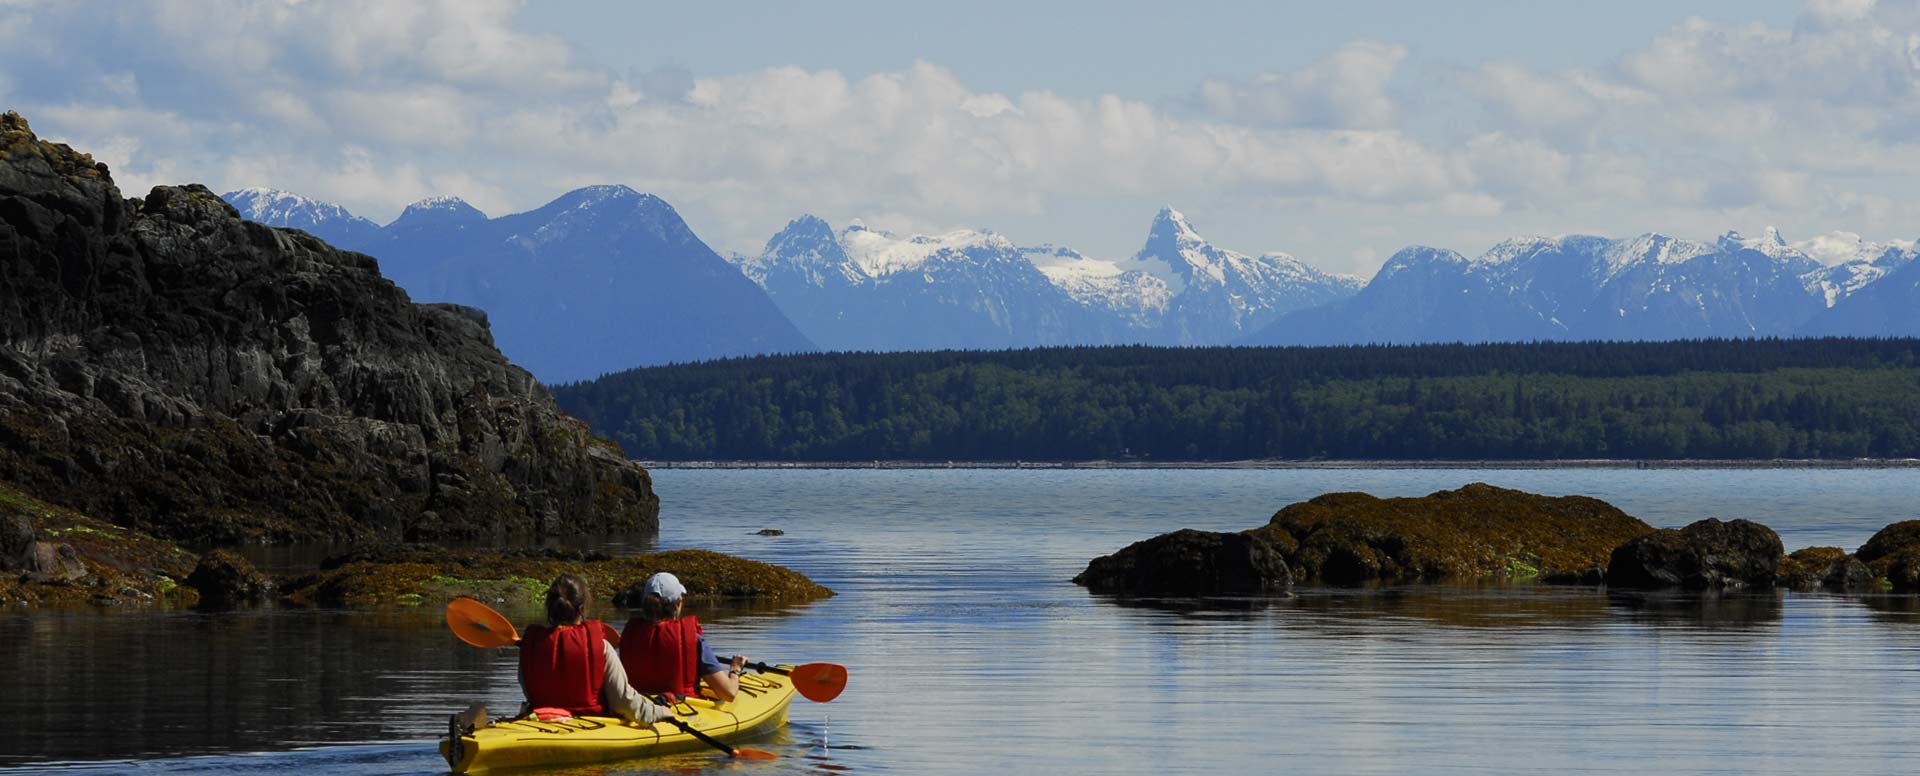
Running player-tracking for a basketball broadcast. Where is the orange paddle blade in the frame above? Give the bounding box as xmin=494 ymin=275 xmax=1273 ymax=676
xmin=446 ymin=597 xmax=520 ymax=648
xmin=732 ymin=747 xmax=777 ymax=760
xmin=788 ymin=663 xmax=849 ymax=703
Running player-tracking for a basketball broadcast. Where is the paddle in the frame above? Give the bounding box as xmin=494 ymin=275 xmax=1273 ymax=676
xmin=737 ymin=661 xmax=849 ymax=703
xmin=651 ymin=699 xmax=778 ymax=761
xmin=447 ymin=597 xmax=520 ymax=648
xmin=444 ymin=598 xmax=621 ymax=649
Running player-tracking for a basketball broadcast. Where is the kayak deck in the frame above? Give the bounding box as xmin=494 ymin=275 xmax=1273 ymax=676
xmin=441 ymin=671 xmax=795 ymax=773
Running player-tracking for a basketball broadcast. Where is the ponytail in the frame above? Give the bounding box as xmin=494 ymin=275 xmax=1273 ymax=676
xmin=544 ymin=573 xmax=590 ymax=626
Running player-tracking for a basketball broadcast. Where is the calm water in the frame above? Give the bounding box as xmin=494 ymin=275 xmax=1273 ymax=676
xmin=6 ymin=468 xmax=1920 ymax=774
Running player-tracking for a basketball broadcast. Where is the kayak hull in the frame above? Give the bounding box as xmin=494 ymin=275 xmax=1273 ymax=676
xmin=441 ymin=671 xmax=795 ymax=773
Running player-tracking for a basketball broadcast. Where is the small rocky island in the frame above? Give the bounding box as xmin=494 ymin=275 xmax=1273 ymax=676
xmin=1077 ymin=483 xmax=1918 ymax=596
xmin=0 ymin=113 xmax=826 ymax=608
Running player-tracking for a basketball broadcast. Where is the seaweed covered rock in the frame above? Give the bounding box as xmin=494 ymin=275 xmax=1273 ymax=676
xmin=1606 ymin=518 xmax=1783 ymax=589
xmin=185 ymin=549 xmax=272 ymax=607
xmin=0 ymin=483 xmax=197 ymax=606
xmin=1778 ymin=547 xmax=1876 ymax=592
xmin=1253 ymin=484 xmax=1653 ymax=585
xmin=1073 ymin=528 xmax=1292 ymax=595
xmin=1855 ymin=521 xmax=1920 ymax=592
xmin=283 ymin=545 xmax=832 ymax=608
xmin=0 ymin=112 xmax=657 ymax=543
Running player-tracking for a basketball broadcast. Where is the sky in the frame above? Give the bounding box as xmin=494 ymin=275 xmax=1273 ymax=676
xmin=2 ymin=0 xmax=1916 ymax=277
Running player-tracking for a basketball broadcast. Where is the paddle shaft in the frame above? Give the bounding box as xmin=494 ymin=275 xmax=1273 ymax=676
xmin=665 ymin=716 xmax=745 ymax=756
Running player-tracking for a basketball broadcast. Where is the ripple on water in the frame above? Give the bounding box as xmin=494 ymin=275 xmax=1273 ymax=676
xmin=6 ymin=468 xmax=1920 ymax=774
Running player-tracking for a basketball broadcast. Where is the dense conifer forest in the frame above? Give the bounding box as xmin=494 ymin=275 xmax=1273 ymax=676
xmin=552 ymin=339 xmax=1920 ymax=461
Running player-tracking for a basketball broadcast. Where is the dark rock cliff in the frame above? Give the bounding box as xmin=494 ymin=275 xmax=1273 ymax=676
xmin=0 ymin=112 xmax=658 ymax=543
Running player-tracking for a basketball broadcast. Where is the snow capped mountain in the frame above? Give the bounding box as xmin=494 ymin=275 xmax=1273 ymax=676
xmin=1245 ymin=227 xmax=1910 ymax=346
xmin=732 ymin=207 xmax=1360 ymax=349
xmin=388 ymin=195 xmax=488 ymax=232
xmin=1136 ymin=208 xmax=1363 ymax=344
xmin=1718 ymin=227 xmax=1920 ymax=307
xmin=736 ymin=216 xmax=1106 ymax=351
xmin=222 ymin=187 xmax=384 ymax=250
xmin=1026 ymin=245 xmax=1172 ymax=330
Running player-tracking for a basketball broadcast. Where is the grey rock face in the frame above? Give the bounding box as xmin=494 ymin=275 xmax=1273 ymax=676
xmin=0 ymin=112 xmax=658 ymax=543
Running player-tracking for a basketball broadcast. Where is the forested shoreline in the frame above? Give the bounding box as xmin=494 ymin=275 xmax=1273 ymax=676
xmin=553 ymin=339 xmax=1920 ymax=461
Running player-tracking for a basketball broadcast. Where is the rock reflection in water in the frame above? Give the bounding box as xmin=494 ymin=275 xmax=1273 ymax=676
xmin=1604 ymin=590 xmax=1784 ymax=628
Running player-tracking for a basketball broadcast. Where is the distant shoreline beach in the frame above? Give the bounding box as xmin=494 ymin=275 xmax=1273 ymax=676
xmin=638 ymin=458 xmax=1920 ymax=470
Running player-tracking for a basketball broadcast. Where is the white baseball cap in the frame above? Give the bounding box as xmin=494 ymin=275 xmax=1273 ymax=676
xmin=643 ymin=572 xmax=686 ymax=601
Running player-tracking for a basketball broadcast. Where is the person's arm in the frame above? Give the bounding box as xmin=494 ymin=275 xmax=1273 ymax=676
xmin=515 ymin=659 xmax=532 ymax=719
xmin=695 ymin=636 xmax=748 ymax=703
xmin=600 ymin=641 xmax=675 ymax=725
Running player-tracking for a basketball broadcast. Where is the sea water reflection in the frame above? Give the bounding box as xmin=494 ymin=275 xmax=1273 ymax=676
xmin=5 ymin=467 xmax=1920 ymax=774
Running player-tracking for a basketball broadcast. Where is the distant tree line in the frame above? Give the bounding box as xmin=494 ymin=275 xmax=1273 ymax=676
xmin=551 ymin=339 xmax=1920 ymax=461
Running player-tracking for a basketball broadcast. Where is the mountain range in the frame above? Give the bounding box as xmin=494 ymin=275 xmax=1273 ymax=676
xmin=225 ymin=186 xmax=812 ymax=383
xmin=1245 ymin=227 xmax=1919 ymax=345
xmin=228 ymin=187 xmax=1920 ymax=378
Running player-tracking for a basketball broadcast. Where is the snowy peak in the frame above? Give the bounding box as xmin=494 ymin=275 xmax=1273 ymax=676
xmin=836 ymin=225 xmax=1014 ymax=278
xmin=390 ymin=195 xmax=487 ymax=230
xmin=222 ymin=187 xmax=368 ymax=229
xmin=739 ymin=214 xmax=856 ymax=287
xmin=1379 ymin=245 xmax=1469 ymax=274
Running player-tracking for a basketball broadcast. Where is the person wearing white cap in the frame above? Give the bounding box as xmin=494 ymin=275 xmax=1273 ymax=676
xmin=618 ymin=572 xmax=752 ymax=703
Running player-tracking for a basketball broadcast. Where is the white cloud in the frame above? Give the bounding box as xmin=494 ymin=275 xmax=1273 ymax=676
xmin=0 ymin=0 xmax=1917 ymax=274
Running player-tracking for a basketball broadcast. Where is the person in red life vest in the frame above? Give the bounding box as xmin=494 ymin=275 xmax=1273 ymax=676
xmin=620 ymin=572 xmax=752 ymax=703
xmin=518 ymin=573 xmax=675 ymax=724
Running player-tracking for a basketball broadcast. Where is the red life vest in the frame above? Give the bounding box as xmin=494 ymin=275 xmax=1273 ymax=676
xmin=620 ymin=615 xmax=702 ymax=698
xmin=519 ymin=621 xmax=608 ymax=716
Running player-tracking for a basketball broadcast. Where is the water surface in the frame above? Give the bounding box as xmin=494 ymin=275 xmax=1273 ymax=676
xmin=6 ymin=468 xmax=1920 ymax=774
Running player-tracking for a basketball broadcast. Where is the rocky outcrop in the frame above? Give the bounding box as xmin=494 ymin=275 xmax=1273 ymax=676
xmin=185 ymin=549 xmax=271 ymax=607
xmin=0 ymin=483 xmax=197 ymax=606
xmin=1606 ymin=518 xmax=1783 ymax=589
xmin=0 ymin=112 xmax=657 ymax=543
xmin=1778 ymin=546 xmax=1876 ymax=591
xmin=1074 ymin=528 xmax=1292 ymax=595
xmin=282 ymin=544 xmax=832 ymax=608
xmin=1855 ymin=521 xmax=1920 ymax=592
xmin=1255 ymin=484 xmax=1652 ymax=585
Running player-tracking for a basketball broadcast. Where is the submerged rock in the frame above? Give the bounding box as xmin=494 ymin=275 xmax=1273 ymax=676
xmin=1606 ymin=518 xmax=1783 ymax=590
xmin=0 ymin=111 xmax=657 ymax=544
xmin=1255 ymin=484 xmax=1653 ymax=585
xmin=186 ymin=549 xmax=272 ymax=607
xmin=1074 ymin=528 xmax=1292 ymax=595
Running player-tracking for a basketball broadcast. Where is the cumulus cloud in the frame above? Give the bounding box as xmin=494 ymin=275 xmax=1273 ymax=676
xmin=0 ymin=0 xmax=1917 ymax=274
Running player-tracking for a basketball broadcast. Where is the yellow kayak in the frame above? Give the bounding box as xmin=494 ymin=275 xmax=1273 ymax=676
xmin=440 ymin=672 xmax=796 ymax=773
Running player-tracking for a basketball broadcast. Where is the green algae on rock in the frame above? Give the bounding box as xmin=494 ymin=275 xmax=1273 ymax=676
xmin=1254 ymin=483 xmax=1654 ymax=585
xmin=0 ymin=483 xmax=199 ymax=607
xmin=281 ymin=544 xmax=832 ymax=608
